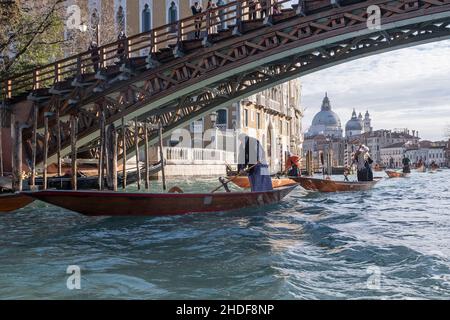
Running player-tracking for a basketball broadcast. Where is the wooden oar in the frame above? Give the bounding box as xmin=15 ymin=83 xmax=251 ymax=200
xmin=211 ymin=164 xmax=257 ymax=193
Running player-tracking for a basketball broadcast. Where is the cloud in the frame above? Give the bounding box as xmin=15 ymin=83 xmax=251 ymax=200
xmin=300 ymin=40 xmax=450 ymax=141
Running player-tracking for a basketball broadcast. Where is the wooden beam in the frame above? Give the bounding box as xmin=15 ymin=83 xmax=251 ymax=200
xmin=134 ymin=118 xmax=141 ymax=190
xmin=158 ymin=123 xmax=166 ymax=191
xmin=11 ymin=117 xmax=22 ymax=192
xmin=98 ymin=109 xmax=105 ymax=190
xmin=70 ymin=115 xmax=78 ymax=190
xmin=43 ymin=115 xmax=49 ymax=190
xmin=144 ymin=122 xmax=150 ymax=190
xmin=56 ymin=107 xmax=62 ymax=177
xmin=0 ymin=106 xmax=3 ymax=177
xmin=121 ymin=117 xmax=127 ymax=189
xmin=107 ymin=123 xmax=118 ymax=191
xmin=31 ymin=104 xmax=38 ymax=187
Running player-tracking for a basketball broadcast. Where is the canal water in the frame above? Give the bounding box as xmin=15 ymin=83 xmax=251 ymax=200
xmin=0 ymin=170 xmax=449 ymax=299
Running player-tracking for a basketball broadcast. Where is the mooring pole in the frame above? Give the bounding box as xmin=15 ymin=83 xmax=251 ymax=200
xmin=43 ymin=113 xmax=50 ymax=190
xmin=158 ymin=123 xmax=166 ymax=191
xmin=121 ymin=117 xmax=127 ymax=189
xmin=98 ymin=109 xmax=105 ymax=190
xmin=31 ymin=104 xmax=38 ymax=187
xmin=144 ymin=122 xmax=150 ymax=190
xmin=12 ymin=119 xmax=23 ymax=192
xmin=56 ymin=107 xmax=62 ymax=177
xmin=134 ymin=118 xmax=141 ymax=190
xmin=0 ymin=104 xmax=4 ymax=177
xmin=106 ymin=124 xmax=118 ymax=191
xmin=70 ymin=115 xmax=78 ymax=191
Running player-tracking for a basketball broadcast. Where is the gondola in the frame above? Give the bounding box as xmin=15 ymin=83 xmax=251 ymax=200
xmin=416 ymin=165 xmax=426 ymax=172
xmin=229 ymin=176 xmax=297 ymax=189
xmin=385 ymin=170 xmax=409 ymax=178
xmin=23 ymin=185 xmax=297 ymax=216
xmin=0 ymin=193 xmax=34 ymax=212
xmin=290 ymin=176 xmax=382 ymax=192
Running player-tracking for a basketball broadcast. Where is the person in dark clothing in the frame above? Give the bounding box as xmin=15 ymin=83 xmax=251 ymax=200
xmin=89 ymin=41 xmax=100 ymax=72
xmin=249 ymin=0 xmax=257 ymax=20
xmin=237 ymin=135 xmax=273 ymax=192
xmin=402 ymin=155 xmax=411 ymax=173
xmin=116 ymin=31 xmax=127 ymax=63
xmin=191 ymin=2 xmax=203 ymax=39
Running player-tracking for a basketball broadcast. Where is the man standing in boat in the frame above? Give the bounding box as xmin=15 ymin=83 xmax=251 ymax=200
xmin=237 ymin=135 xmax=273 ymax=192
xmin=402 ymin=155 xmax=411 ymax=173
xmin=354 ymin=143 xmax=373 ymax=182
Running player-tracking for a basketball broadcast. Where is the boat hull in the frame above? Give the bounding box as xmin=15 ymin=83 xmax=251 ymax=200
xmin=0 ymin=193 xmax=34 ymax=212
xmin=290 ymin=176 xmax=381 ymax=192
xmin=230 ymin=176 xmax=297 ymax=189
xmin=385 ymin=170 xmax=409 ymax=178
xmin=24 ymin=186 xmax=297 ymax=216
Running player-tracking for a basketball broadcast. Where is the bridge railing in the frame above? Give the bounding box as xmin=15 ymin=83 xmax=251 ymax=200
xmin=0 ymin=0 xmax=296 ymax=99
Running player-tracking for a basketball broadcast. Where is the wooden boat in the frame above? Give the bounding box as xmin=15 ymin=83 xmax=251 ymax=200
xmin=385 ymin=170 xmax=409 ymax=178
xmin=416 ymin=165 xmax=426 ymax=172
xmin=290 ymin=176 xmax=382 ymax=192
xmin=229 ymin=176 xmax=297 ymax=189
xmin=0 ymin=193 xmax=34 ymax=212
xmin=23 ymin=185 xmax=297 ymax=216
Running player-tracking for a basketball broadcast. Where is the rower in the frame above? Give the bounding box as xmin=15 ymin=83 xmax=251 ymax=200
xmin=285 ymin=153 xmax=301 ymax=177
xmin=237 ymin=135 xmax=273 ymax=192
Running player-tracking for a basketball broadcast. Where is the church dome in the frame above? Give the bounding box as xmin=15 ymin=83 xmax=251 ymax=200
xmin=311 ymin=94 xmax=341 ymax=127
xmin=346 ymin=109 xmax=363 ymax=131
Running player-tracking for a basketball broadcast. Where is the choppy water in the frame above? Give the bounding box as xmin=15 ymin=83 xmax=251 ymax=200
xmin=0 ymin=170 xmax=449 ymax=299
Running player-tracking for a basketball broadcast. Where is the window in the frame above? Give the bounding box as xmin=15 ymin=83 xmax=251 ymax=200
xmin=142 ymin=3 xmax=151 ymax=32
xmin=168 ymin=1 xmax=178 ymax=32
xmin=244 ymin=109 xmax=249 ymax=127
xmin=216 ymin=109 xmax=227 ymax=128
xmin=279 ymin=120 xmax=283 ymax=134
xmin=256 ymin=112 xmax=261 ymax=129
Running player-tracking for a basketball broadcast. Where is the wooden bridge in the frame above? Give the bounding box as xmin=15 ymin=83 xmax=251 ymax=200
xmin=1 ymin=0 xmax=450 ymax=189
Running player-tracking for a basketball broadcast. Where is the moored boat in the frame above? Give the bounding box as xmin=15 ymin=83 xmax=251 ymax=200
xmin=385 ymin=170 xmax=409 ymax=178
xmin=230 ymin=176 xmax=297 ymax=189
xmin=23 ymin=185 xmax=297 ymax=216
xmin=290 ymin=176 xmax=382 ymax=192
xmin=0 ymin=193 xmax=34 ymax=212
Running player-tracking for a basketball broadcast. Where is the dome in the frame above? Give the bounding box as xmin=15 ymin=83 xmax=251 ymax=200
xmin=346 ymin=109 xmax=363 ymax=131
xmin=311 ymin=93 xmax=341 ymax=127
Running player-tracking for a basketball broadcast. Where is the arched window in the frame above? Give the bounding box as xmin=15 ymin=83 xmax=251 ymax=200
xmin=116 ymin=5 xmax=125 ymax=33
xmin=168 ymin=1 xmax=178 ymax=32
xmin=142 ymin=4 xmax=151 ymax=32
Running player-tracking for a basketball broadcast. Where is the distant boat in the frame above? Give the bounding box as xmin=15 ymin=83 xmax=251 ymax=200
xmin=23 ymin=185 xmax=297 ymax=216
xmin=290 ymin=176 xmax=382 ymax=192
xmin=0 ymin=193 xmax=34 ymax=212
xmin=229 ymin=176 xmax=297 ymax=189
xmin=385 ymin=170 xmax=409 ymax=178
xmin=416 ymin=165 xmax=426 ymax=172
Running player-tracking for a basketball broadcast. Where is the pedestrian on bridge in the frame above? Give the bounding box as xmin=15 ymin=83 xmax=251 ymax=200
xmin=191 ymin=2 xmax=203 ymax=39
xmin=116 ymin=31 xmax=127 ymax=64
xmin=89 ymin=41 xmax=100 ymax=73
xmin=216 ymin=0 xmax=226 ymax=31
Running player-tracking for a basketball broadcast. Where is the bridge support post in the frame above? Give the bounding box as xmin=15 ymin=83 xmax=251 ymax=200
xmin=144 ymin=122 xmax=150 ymax=190
xmin=11 ymin=115 xmax=22 ymax=192
xmin=121 ymin=117 xmax=127 ymax=190
xmin=0 ymin=104 xmax=3 ymax=177
xmin=134 ymin=118 xmax=141 ymax=190
xmin=43 ymin=113 xmax=52 ymax=190
xmin=70 ymin=115 xmax=78 ymax=191
xmin=56 ymin=107 xmax=62 ymax=177
xmin=159 ymin=123 xmax=166 ymax=191
xmin=107 ymin=123 xmax=118 ymax=192
xmin=98 ymin=109 xmax=106 ymax=190
xmin=30 ymin=104 xmax=38 ymax=188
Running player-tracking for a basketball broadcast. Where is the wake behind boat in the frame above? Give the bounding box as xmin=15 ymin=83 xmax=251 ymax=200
xmin=23 ymin=185 xmax=297 ymax=216
xmin=290 ymin=176 xmax=382 ymax=192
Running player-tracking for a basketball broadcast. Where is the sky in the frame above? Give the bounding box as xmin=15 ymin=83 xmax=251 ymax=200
xmin=299 ymin=40 xmax=450 ymax=142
